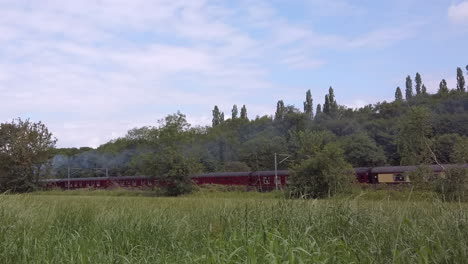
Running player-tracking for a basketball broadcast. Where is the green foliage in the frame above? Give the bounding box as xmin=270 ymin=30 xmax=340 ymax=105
xmin=289 ymin=143 xmax=353 ymax=198
xmin=140 ymin=148 xmax=202 ymax=196
xmin=406 ymin=165 xmax=437 ymax=190
xmin=397 ymin=107 xmax=433 ymax=165
xmin=421 ymin=84 xmax=427 ymax=95
xmin=394 ymin=87 xmax=403 ymax=101
xmin=275 ymin=100 xmax=286 ymax=121
xmin=239 ymin=134 xmax=287 ymax=170
xmin=434 ymin=133 xmax=464 ymax=163
xmin=435 ymin=168 xmax=468 ymax=201
xmin=339 ymin=132 xmax=387 ymax=167
xmin=438 ymin=79 xmax=449 ymax=94
xmin=451 ymin=137 xmax=468 ymax=163
xmin=240 ymin=105 xmax=248 ymax=120
xmin=231 ymin=104 xmax=238 ymax=119
xmin=316 ymin=104 xmax=322 ymax=116
xmin=405 ymin=75 xmax=413 ymax=99
xmin=415 ymin=72 xmax=422 ymax=95
xmin=289 ymin=130 xmax=336 ymax=164
xmin=212 ymin=105 xmax=223 ymax=127
xmin=0 ymin=118 xmax=56 ymax=192
xmin=222 ymin=161 xmax=251 ymax=172
xmin=457 ymin=67 xmax=466 ymax=92
xmin=303 ymin=89 xmax=313 ymax=119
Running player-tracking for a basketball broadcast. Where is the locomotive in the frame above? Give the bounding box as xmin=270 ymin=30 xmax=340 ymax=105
xmin=42 ymin=164 xmax=468 ymax=190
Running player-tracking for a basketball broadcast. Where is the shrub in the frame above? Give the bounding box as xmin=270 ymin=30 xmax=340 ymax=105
xmin=406 ymin=165 xmax=438 ymax=190
xmin=435 ymin=168 xmax=468 ymax=201
xmin=289 ymin=143 xmax=354 ymax=198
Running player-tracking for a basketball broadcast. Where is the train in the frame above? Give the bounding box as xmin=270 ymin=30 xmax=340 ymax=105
xmin=42 ymin=164 xmax=468 ymax=191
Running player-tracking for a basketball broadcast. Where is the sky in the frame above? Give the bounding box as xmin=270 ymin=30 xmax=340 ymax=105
xmin=0 ymin=0 xmax=467 ymax=148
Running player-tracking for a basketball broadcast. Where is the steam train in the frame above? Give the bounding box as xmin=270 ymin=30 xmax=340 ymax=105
xmin=42 ymin=164 xmax=468 ymax=190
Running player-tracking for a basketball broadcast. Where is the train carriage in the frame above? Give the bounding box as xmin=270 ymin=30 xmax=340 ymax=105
xmin=41 ymin=164 xmax=468 ymax=190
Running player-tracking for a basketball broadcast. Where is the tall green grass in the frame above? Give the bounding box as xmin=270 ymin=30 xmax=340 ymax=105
xmin=0 ymin=191 xmax=467 ymax=263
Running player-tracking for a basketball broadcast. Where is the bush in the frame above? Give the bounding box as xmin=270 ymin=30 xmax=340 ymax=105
xmin=289 ymin=143 xmax=354 ymax=198
xmin=0 ymin=118 xmax=56 ymax=192
xmin=406 ymin=165 xmax=438 ymax=190
xmin=435 ymin=168 xmax=468 ymax=201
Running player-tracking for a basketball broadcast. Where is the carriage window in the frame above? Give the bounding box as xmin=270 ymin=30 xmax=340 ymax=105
xmin=263 ymin=177 xmax=270 ymax=184
xmin=132 ymin=181 xmax=137 ymax=186
xmin=394 ymin=174 xmax=405 ymax=182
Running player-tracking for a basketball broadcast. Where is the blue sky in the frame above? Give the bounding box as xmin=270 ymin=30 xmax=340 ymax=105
xmin=0 ymin=0 xmax=467 ymax=147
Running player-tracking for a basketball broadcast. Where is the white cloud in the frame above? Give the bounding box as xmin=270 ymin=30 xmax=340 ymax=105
xmin=448 ymin=1 xmax=468 ymax=24
xmin=0 ymin=0 xmax=424 ymax=147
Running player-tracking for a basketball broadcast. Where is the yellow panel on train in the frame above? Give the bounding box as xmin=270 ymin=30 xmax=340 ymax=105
xmin=377 ymin=173 xmax=395 ymax=183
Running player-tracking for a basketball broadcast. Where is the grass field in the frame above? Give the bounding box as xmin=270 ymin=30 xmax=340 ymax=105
xmin=0 ymin=190 xmax=467 ymax=263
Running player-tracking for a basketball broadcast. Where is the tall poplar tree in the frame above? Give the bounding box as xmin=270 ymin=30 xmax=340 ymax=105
xmin=275 ymin=100 xmax=286 ymax=121
xmin=405 ymin=75 xmax=413 ymax=99
xmin=323 ymin=95 xmax=330 ymax=114
xmin=438 ymin=79 xmax=448 ymax=94
xmin=421 ymin=84 xmax=427 ymax=95
xmin=456 ymin=67 xmax=466 ymax=92
xmin=328 ymin=86 xmax=338 ymax=112
xmin=240 ymin=105 xmax=248 ymax=120
xmin=395 ymin=87 xmax=403 ymax=101
xmin=303 ymin=89 xmax=313 ymax=119
xmin=316 ymin=104 xmax=322 ymax=116
xmin=212 ymin=106 xmax=222 ymax=127
xmin=415 ymin=73 xmax=422 ymax=95
xmin=231 ymin=105 xmax=238 ymax=119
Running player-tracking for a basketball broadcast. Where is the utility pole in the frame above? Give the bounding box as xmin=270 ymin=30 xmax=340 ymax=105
xmin=274 ymin=153 xmax=278 ymax=190
xmin=274 ymin=153 xmax=290 ymax=190
xmin=67 ymin=166 xmax=70 ymax=190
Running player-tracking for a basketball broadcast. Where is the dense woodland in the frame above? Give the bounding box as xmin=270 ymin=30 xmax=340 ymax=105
xmin=51 ymin=66 xmax=468 ymax=179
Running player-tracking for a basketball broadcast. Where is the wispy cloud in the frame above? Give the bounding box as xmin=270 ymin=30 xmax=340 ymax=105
xmin=448 ymin=1 xmax=468 ymax=24
xmin=0 ymin=0 xmax=436 ymax=147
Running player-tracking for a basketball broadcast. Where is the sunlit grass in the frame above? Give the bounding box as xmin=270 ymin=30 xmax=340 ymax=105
xmin=0 ymin=189 xmax=467 ymax=263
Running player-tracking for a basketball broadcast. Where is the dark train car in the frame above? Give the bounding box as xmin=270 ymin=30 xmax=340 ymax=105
xmin=40 ymin=164 xmax=468 ymax=190
xmin=367 ymin=164 xmax=468 ymax=184
xmin=192 ymin=170 xmax=288 ymax=190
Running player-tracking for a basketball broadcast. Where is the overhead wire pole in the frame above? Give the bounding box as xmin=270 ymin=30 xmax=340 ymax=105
xmin=274 ymin=153 xmax=278 ymax=190
xmin=274 ymin=153 xmax=290 ymax=190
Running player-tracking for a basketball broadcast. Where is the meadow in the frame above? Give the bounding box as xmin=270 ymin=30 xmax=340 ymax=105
xmin=0 ymin=189 xmax=467 ymax=263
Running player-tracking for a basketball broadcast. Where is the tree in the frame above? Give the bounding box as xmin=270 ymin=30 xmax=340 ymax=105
xmin=397 ymin=107 xmax=433 ymax=165
xmin=212 ymin=106 xmax=222 ymax=127
xmin=415 ymin=72 xmax=422 ymax=95
xmin=240 ymin=105 xmax=248 ymax=120
xmin=328 ymin=86 xmax=338 ymax=113
xmin=405 ymin=75 xmax=413 ymax=99
xmin=289 ymin=143 xmax=353 ymax=199
xmin=275 ymin=100 xmax=286 ymax=121
xmin=451 ymin=137 xmax=468 ymax=163
xmin=323 ymin=95 xmax=330 ymax=114
xmin=0 ymin=118 xmax=56 ymax=192
xmin=303 ymin=89 xmax=313 ymax=119
xmin=434 ymin=134 xmax=463 ymax=163
xmin=339 ymin=133 xmax=387 ymax=167
xmin=231 ymin=105 xmax=238 ymax=119
xmin=140 ymin=148 xmax=202 ymax=196
xmin=395 ymin=87 xmax=403 ymax=101
xmin=457 ymin=67 xmax=466 ymax=92
xmin=421 ymin=84 xmax=427 ymax=95
xmin=316 ymin=104 xmax=322 ymax=116
xmin=435 ymin=168 xmax=468 ymax=201
xmin=438 ymin=79 xmax=449 ymax=94
xmin=289 ymin=130 xmax=336 ymax=163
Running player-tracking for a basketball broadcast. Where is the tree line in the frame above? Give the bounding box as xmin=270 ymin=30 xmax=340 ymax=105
xmin=1 ymin=65 xmax=467 ymax=196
